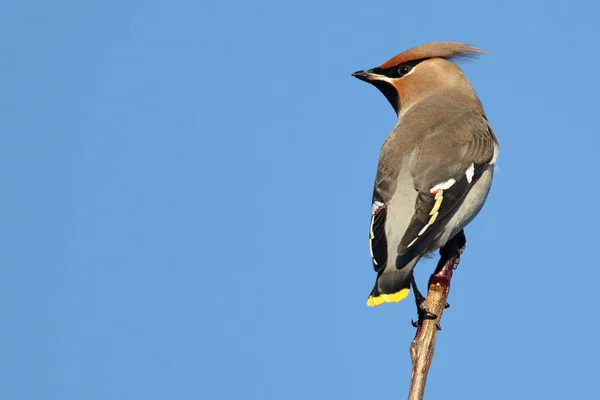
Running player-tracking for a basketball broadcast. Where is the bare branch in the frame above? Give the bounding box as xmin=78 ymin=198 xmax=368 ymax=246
xmin=407 ymin=251 xmax=460 ymax=400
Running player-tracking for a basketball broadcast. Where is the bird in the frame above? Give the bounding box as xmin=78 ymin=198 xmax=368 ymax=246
xmin=352 ymin=42 xmax=499 ymax=311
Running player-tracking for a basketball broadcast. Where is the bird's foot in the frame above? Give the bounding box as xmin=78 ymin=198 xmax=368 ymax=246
xmin=418 ymin=299 xmax=438 ymax=319
xmin=411 ymin=316 xmax=443 ymax=331
xmin=453 ymin=233 xmax=467 ymax=269
xmin=410 ymin=299 xmax=438 ymax=328
xmin=442 ymin=244 xmax=464 ymax=270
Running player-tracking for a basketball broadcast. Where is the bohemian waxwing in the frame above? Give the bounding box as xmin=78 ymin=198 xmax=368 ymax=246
xmin=352 ymin=42 xmax=499 ymax=308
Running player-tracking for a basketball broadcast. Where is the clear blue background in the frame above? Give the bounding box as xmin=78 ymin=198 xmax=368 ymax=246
xmin=2 ymin=1 xmax=598 ymax=399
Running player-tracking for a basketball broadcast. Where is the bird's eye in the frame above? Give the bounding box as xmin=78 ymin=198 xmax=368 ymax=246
xmin=398 ymin=66 xmax=412 ymax=76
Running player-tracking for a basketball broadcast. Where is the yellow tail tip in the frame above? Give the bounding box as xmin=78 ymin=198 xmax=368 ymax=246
xmin=367 ymin=288 xmax=410 ymax=307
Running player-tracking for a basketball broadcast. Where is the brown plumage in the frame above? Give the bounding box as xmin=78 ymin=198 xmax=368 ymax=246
xmin=378 ymin=42 xmax=486 ymax=69
xmin=353 ymin=42 xmax=499 ymax=307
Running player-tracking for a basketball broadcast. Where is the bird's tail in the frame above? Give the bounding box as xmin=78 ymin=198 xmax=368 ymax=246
xmin=367 ymin=268 xmax=412 ymax=307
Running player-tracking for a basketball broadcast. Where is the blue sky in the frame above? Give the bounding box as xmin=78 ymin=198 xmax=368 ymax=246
xmin=2 ymin=0 xmax=599 ymax=399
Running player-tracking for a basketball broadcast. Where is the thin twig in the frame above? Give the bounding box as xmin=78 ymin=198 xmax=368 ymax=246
xmin=407 ymin=252 xmax=459 ymax=400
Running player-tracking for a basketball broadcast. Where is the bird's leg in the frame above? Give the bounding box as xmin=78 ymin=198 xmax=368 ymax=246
xmin=412 ymin=231 xmax=467 ymax=329
xmin=410 ymin=273 xmax=438 ymax=327
xmin=439 ymin=230 xmax=467 ymax=271
xmin=411 ymin=273 xmax=426 ymax=307
xmin=419 ymin=230 xmax=467 ymax=331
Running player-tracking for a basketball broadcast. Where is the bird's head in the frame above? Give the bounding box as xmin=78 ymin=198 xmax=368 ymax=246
xmin=353 ymin=42 xmax=486 ymax=115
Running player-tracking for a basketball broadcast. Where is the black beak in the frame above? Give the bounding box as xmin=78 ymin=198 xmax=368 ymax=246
xmin=352 ymin=68 xmax=399 ymax=113
xmin=352 ymin=69 xmax=377 ymax=82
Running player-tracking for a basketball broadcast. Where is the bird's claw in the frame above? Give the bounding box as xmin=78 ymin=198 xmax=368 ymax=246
xmin=418 ymin=300 xmax=438 ymax=319
xmin=444 ymin=302 xmax=450 ymax=309
xmin=453 ymin=257 xmax=460 ymax=269
xmin=411 ymin=318 xmax=442 ymax=330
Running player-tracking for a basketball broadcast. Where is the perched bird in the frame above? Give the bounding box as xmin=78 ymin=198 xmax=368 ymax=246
xmin=352 ymin=42 xmax=499 ymax=308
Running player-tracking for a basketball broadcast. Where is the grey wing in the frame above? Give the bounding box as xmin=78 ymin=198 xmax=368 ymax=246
xmin=397 ymin=112 xmax=498 ymax=258
xmin=368 ymin=137 xmax=407 ymax=272
xmin=368 ymin=188 xmax=388 ymax=272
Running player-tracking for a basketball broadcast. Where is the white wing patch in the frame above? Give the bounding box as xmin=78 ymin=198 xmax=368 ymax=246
xmin=430 ymin=178 xmax=456 ymax=194
xmin=370 ymin=201 xmax=384 ymax=240
xmin=371 ymin=201 xmax=384 ymax=214
xmin=465 ymin=164 xmax=475 ymax=183
xmin=369 ymin=201 xmax=385 ymax=265
xmin=369 ymin=240 xmax=377 ymax=265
